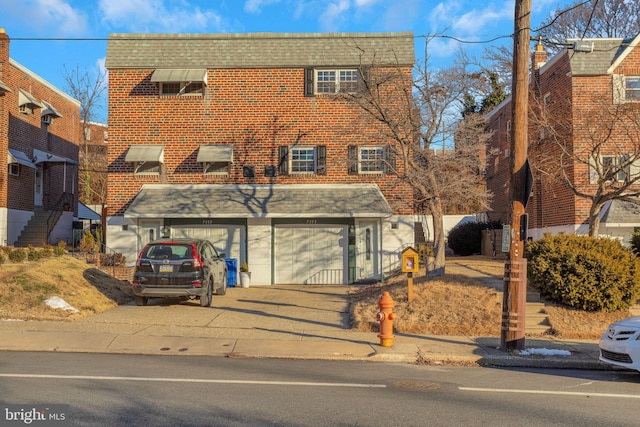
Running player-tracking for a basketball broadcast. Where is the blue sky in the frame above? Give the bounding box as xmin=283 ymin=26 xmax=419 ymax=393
xmin=0 ymin=0 xmax=573 ymax=122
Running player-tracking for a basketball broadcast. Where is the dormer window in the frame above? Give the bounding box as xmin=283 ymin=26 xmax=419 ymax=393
xmin=18 ymin=89 xmax=42 ymax=115
xmin=125 ymin=144 xmax=164 ymax=175
xmin=41 ymin=100 xmax=63 ymax=125
xmin=150 ymin=69 xmax=207 ymax=96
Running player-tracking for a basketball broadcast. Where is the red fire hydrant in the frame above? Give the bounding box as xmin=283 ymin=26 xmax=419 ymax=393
xmin=376 ymin=291 xmax=396 ymax=347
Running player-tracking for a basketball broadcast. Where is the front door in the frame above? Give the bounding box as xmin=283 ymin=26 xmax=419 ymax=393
xmin=356 ymin=221 xmax=378 ymax=280
xmin=139 ymin=220 xmax=162 ymax=251
xmin=34 ymin=165 xmax=43 ymax=206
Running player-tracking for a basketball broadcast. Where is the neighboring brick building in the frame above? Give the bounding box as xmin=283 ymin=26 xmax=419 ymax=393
xmin=104 ymin=32 xmax=416 ymax=284
xmin=485 ymin=34 xmax=640 ymax=246
xmin=0 ymin=29 xmax=80 ymax=247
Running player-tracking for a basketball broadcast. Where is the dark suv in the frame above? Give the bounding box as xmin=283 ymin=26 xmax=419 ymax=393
xmin=132 ymin=238 xmax=228 ymax=307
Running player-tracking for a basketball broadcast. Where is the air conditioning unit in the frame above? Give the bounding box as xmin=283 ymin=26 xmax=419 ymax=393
xmin=573 ymin=41 xmax=594 ymax=53
xmin=42 ymin=115 xmax=52 ymax=125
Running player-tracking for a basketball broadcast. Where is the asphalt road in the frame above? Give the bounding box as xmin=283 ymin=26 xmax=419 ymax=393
xmin=1 ymin=352 xmax=640 ymax=426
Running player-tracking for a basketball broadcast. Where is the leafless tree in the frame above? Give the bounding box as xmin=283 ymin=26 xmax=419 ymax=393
xmin=485 ymin=0 xmax=640 ymax=92
xmin=342 ymin=43 xmax=493 ymax=273
xmin=529 ymin=89 xmax=640 ymax=237
xmin=63 ymin=65 xmax=108 ymax=205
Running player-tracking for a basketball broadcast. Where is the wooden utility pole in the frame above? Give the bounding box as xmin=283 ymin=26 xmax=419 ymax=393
xmin=501 ymin=0 xmax=531 ymax=351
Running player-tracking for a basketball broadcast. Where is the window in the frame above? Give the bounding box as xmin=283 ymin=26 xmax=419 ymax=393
xmin=125 ymin=144 xmax=164 ymax=176
xmin=197 ymin=144 xmax=233 ymax=175
xmin=613 ymin=75 xmax=640 ymax=103
xmin=278 ymin=146 xmax=326 ymax=175
xmin=291 ymin=147 xmax=315 ymax=173
xmin=160 ymin=82 xmax=204 ymax=95
xmin=243 ymin=166 xmax=255 ymax=178
xmin=84 ymin=127 xmax=91 ymax=141
xmin=543 ymin=93 xmax=551 ymax=107
xmin=359 ymin=147 xmax=385 ymax=173
xmin=151 ymin=69 xmax=207 ymax=96
xmin=590 ymin=155 xmax=630 ymax=184
xmin=626 ymin=77 xmax=640 ymax=101
xmin=314 ymin=69 xmax=360 ymax=94
xmin=8 ymin=163 xmax=19 ymax=176
xmin=348 ymin=145 xmax=395 ymax=174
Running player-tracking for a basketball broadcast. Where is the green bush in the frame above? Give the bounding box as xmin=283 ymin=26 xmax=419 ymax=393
xmin=447 ymin=220 xmax=502 ymax=256
xmin=525 ymin=234 xmax=640 ymax=312
xmin=0 ymin=253 xmax=5 ymax=265
xmin=27 ymin=247 xmax=43 ymax=261
xmin=8 ymin=248 xmax=27 ymax=263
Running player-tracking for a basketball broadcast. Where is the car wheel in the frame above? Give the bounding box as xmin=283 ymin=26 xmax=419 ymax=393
xmin=134 ymin=295 xmax=148 ymax=306
xmin=200 ymin=279 xmax=212 ymax=307
xmin=216 ymin=276 xmax=227 ymax=296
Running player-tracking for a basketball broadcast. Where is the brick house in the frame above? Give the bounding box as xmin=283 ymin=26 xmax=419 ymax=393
xmin=0 ymin=29 xmax=80 ymax=247
xmin=485 ymin=34 xmax=640 ymax=247
xmin=104 ymin=32 xmax=416 ymax=285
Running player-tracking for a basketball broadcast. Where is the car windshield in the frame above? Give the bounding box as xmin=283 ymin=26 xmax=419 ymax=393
xmin=143 ymin=244 xmax=193 ymax=260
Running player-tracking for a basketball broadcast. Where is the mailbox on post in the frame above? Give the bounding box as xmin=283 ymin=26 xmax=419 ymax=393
xmin=401 ymin=247 xmax=419 ymax=273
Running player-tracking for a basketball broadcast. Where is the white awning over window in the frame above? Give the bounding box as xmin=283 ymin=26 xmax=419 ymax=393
xmin=8 ymin=149 xmax=35 ymax=168
xmin=150 ymin=69 xmax=207 ymax=85
xmin=197 ymin=144 xmax=233 ymax=163
xmin=125 ymin=144 xmax=164 ymax=163
xmin=18 ymin=89 xmax=42 ymax=109
xmin=0 ymin=79 xmax=11 ymax=94
xmin=33 ymin=148 xmax=78 ymax=165
xmin=41 ymin=100 xmax=63 ymax=118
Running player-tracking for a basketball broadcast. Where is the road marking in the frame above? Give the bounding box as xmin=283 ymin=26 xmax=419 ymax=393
xmin=0 ymin=373 xmax=385 ymax=388
xmin=460 ymin=387 xmax=640 ymax=399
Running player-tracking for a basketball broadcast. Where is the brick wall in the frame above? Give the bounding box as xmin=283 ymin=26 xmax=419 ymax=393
xmin=0 ymin=30 xmax=80 ymax=212
xmin=107 ymin=67 xmax=414 ymax=216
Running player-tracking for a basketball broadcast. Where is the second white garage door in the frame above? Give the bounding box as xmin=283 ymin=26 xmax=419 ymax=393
xmin=274 ymin=224 xmax=347 ymax=285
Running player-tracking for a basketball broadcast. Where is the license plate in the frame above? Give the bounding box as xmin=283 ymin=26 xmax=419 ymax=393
xmin=159 ymin=265 xmax=173 ymax=273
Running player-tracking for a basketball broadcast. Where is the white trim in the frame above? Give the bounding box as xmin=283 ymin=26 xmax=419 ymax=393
xmin=10 ymin=59 xmax=80 ymax=107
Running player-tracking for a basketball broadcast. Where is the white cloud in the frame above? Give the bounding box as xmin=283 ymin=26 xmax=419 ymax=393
xmin=452 ymin=4 xmax=513 ymax=36
xmin=99 ymin=0 xmax=226 ymax=32
xmin=318 ymin=0 xmax=351 ymax=32
xmin=354 ymin=0 xmax=382 ymax=7
xmin=0 ymin=0 xmax=88 ymax=36
xmin=244 ymin=0 xmax=282 ymax=14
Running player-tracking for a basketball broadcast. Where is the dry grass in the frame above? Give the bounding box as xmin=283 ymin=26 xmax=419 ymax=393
xmin=350 ymin=256 xmax=636 ymax=340
xmin=350 ymin=273 xmax=502 ymax=336
xmin=0 ymin=254 xmax=133 ymax=321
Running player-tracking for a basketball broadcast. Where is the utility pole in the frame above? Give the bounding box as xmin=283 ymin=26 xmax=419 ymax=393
xmin=501 ymin=0 xmax=531 ymax=351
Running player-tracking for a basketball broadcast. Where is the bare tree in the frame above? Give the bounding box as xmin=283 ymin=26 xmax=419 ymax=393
xmin=343 ymin=44 xmax=492 ymax=273
xmin=530 ymin=89 xmax=640 ymax=237
xmin=538 ymin=0 xmax=640 ymax=51
xmin=63 ymin=65 xmax=108 ymax=205
xmin=485 ymin=0 xmax=640 ymax=93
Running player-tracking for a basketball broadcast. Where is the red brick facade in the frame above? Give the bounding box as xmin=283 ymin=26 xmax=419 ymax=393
xmin=485 ymin=37 xmax=640 ymax=235
xmin=107 ymin=67 xmax=414 ymax=217
xmin=0 ymin=29 xmax=80 ymax=245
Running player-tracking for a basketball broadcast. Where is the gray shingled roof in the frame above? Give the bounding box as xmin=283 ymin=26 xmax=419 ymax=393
xmin=124 ymin=184 xmax=393 ymax=218
xmin=601 ymin=199 xmax=640 ymax=225
xmin=105 ymin=32 xmax=414 ymax=69
xmin=567 ymin=38 xmax=630 ymax=75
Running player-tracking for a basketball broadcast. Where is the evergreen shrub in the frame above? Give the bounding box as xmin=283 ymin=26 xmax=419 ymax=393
xmin=525 ymin=234 xmax=640 ymax=312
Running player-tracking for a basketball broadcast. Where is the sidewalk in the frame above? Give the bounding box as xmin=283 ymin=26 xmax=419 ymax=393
xmin=0 ymin=278 xmax=614 ymax=370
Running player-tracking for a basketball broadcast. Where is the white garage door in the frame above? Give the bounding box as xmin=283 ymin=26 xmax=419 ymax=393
xmin=274 ymin=224 xmax=347 ymax=285
xmin=172 ymin=225 xmax=244 ymax=263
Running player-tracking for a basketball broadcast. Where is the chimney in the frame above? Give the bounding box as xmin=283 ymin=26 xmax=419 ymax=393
xmin=0 ymin=29 xmax=8 ymax=65
xmin=532 ymin=37 xmax=547 ymax=71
